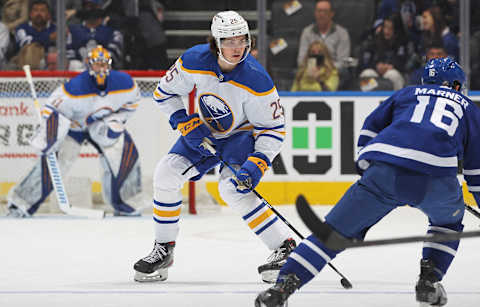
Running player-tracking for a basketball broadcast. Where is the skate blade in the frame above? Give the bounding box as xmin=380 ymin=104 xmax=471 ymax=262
xmin=134 ymin=268 xmax=168 ymax=282
xmin=254 ymin=296 xmax=288 ymax=307
xmin=260 ymin=269 xmax=279 ymax=284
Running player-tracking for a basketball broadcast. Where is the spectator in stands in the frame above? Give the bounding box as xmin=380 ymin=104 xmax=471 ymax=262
xmin=357 ymin=67 xmax=394 ymax=92
xmin=358 ymin=52 xmax=405 ymax=91
xmin=66 ymin=0 xmax=123 ymax=70
xmin=46 ymin=46 xmax=57 ymax=70
xmin=420 ymin=5 xmax=458 ymax=60
xmin=291 ymin=40 xmax=339 ymax=92
xmin=137 ymin=0 xmax=168 ymax=69
xmin=13 ymin=0 xmax=56 ymax=69
xmin=2 ymin=0 xmax=28 ymax=34
xmin=0 ymin=21 xmax=10 ymax=69
xmin=297 ymin=0 xmax=350 ymax=86
xmin=359 ymin=14 xmax=408 ymax=75
xmin=408 ymin=43 xmax=447 ymax=85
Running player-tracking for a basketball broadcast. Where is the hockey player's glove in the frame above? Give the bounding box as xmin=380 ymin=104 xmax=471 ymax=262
xmin=231 ymin=152 xmax=271 ymax=194
xmin=170 ymin=110 xmax=214 ymax=156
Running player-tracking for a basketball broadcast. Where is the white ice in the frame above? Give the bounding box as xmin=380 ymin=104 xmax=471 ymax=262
xmin=1 ymin=205 xmax=479 ymax=307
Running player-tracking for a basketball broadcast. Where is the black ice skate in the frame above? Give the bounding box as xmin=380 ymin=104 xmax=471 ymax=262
xmin=133 ymin=241 xmax=175 ymax=282
xmin=415 ymin=259 xmax=447 ymax=306
xmin=255 ymin=273 xmax=301 ymax=307
xmin=258 ymin=238 xmax=296 ymax=283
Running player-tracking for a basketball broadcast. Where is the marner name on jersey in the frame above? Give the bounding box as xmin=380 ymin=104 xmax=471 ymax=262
xmin=415 ymin=87 xmax=469 ymax=109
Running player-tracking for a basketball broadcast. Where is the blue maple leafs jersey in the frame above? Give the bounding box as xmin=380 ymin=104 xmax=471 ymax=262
xmin=357 ymin=84 xmax=480 ymax=194
xmin=15 ymin=21 xmax=57 ymax=51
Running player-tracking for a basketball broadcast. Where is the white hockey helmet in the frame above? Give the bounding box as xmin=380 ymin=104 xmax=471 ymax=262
xmin=211 ymin=10 xmax=251 ymax=65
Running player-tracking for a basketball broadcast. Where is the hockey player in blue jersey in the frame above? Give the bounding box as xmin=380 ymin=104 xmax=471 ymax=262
xmin=133 ymin=11 xmax=296 ymax=284
xmin=7 ymin=45 xmax=142 ymax=217
xmin=255 ymin=57 xmax=479 ymax=307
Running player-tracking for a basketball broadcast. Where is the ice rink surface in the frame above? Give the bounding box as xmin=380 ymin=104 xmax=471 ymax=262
xmin=1 ymin=204 xmax=479 ymax=307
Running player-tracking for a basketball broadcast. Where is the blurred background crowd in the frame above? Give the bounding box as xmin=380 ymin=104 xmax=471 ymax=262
xmin=0 ymin=0 xmax=478 ymax=91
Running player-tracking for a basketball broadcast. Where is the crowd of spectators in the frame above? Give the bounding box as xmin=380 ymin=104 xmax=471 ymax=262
xmin=270 ymin=0 xmax=476 ymax=91
xmin=0 ymin=0 xmax=477 ymax=91
xmin=0 ymin=0 xmax=169 ymax=71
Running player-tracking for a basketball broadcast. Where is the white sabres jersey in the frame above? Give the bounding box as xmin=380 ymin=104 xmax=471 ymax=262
xmin=153 ymin=44 xmax=285 ymax=161
xmin=42 ymin=70 xmax=140 ymax=131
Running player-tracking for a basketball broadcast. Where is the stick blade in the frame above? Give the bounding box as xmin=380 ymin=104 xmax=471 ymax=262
xmin=67 ymin=207 xmax=105 ymax=219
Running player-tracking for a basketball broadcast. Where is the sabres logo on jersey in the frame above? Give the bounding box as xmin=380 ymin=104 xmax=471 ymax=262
xmin=198 ymin=93 xmax=233 ymax=132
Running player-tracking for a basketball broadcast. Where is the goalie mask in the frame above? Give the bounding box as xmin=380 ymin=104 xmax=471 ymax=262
xmin=87 ymin=45 xmax=112 ymax=88
xmin=211 ymin=10 xmax=251 ymax=65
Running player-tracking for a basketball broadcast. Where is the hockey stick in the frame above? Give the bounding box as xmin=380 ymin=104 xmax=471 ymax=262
xmin=200 ymin=141 xmax=353 ymax=289
xmin=465 ymin=203 xmax=480 ymax=220
xmin=23 ymin=65 xmax=105 ymax=219
xmin=296 ymin=194 xmax=480 ymax=250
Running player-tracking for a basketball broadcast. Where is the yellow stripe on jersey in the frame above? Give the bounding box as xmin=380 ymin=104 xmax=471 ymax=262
xmin=227 ymin=80 xmax=276 ymax=96
xmin=41 ymin=109 xmax=52 ymax=117
xmin=179 ymin=58 xmax=217 ymax=77
xmin=122 ymin=103 xmax=139 ymax=109
xmin=61 ymin=84 xmax=136 ymax=98
xmin=253 ymin=130 xmax=286 ymax=137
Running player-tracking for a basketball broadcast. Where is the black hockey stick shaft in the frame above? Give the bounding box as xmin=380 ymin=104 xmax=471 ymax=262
xmin=297 ymin=194 xmax=480 ymax=250
xmin=465 ymin=204 xmax=480 ymax=219
xmin=199 ymin=141 xmax=352 ymax=288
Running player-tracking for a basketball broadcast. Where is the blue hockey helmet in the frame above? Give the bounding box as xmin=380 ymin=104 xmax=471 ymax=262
xmin=422 ymin=57 xmax=466 ymax=91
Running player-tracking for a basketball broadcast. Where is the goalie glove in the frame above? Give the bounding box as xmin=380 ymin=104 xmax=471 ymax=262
xmin=169 ymin=109 xmax=214 ymax=157
xmin=231 ymin=152 xmax=271 ymax=194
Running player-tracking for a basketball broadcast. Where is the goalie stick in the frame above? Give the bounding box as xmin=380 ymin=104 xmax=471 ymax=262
xmin=23 ymin=65 xmax=105 ymax=219
xmin=296 ymin=194 xmax=480 ymax=250
xmin=199 ymin=140 xmax=353 ymax=289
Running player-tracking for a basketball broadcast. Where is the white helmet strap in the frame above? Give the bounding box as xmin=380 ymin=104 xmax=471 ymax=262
xmin=216 ymin=36 xmax=251 ymax=65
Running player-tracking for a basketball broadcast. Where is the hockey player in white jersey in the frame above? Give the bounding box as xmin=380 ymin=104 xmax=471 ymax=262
xmin=7 ymin=45 xmax=143 ymax=217
xmin=133 ymin=11 xmax=295 ymax=283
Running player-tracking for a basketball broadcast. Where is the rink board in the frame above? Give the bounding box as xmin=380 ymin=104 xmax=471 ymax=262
xmin=2 ymin=92 xmax=480 ymax=205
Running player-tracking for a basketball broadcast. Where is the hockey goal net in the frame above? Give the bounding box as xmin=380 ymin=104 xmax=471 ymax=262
xmin=0 ymin=70 xmax=217 ymax=215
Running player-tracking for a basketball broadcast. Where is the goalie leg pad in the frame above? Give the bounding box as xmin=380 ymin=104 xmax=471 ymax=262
xmin=99 ymin=131 xmax=141 ymax=214
xmin=8 ymin=135 xmax=81 ymax=215
xmin=30 ymin=109 xmax=71 ymax=155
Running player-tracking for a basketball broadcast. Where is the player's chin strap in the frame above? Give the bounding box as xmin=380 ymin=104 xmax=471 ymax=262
xmin=197 ymin=138 xmax=354 ymax=290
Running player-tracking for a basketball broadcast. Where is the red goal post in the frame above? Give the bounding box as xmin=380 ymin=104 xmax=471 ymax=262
xmin=0 ymin=70 xmax=200 ymax=214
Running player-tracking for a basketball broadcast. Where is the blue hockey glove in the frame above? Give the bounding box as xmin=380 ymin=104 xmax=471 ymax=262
xmin=231 ymin=152 xmax=271 ymax=194
xmin=169 ymin=110 xmax=214 ymax=156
